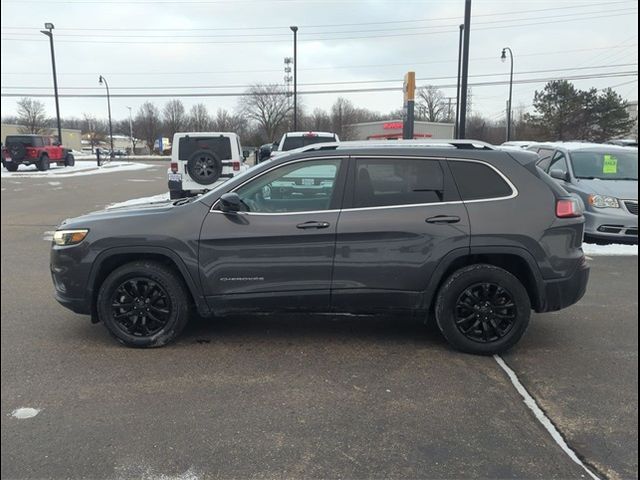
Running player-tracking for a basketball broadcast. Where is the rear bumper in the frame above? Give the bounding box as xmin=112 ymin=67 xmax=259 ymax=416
xmin=538 ymin=259 xmax=590 ymax=313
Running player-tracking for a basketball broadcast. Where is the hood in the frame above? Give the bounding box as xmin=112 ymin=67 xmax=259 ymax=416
xmin=60 ymin=197 xmax=178 ymax=227
xmin=574 ymin=178 xmax=638 ymax=200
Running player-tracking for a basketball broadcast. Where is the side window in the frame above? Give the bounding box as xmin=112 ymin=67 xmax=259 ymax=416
xmin=354 ymin=158 xmax=446 ymax=208
xmin=235 ymin=159 xmax=342 ymax=213
xmin=535 ymin=148 xmax=555 ymax=171
xmin=34 ymin=137 xmax=45 ymax=148
xmin=449 ymin=160 xmax=513 ymax=201
xmin=549 ymin=152 xmax=569 ymax=175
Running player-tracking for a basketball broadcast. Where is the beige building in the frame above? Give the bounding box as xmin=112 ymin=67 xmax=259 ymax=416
xmin=1 ymin=124 xmax=82 ymax=151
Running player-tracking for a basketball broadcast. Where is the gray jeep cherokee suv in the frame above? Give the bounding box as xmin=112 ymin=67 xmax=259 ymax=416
xmin=50 ymin=140 xmax=590 ymax=354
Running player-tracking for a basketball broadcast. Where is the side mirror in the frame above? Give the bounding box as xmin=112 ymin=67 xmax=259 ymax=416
xmin=219 ymin=192 xmax=244 ymax=213
xmin=550 ymin=169 xmax=569 ymax=181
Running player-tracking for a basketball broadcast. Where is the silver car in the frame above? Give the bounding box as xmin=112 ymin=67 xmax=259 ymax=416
xmin=530 ymin=142 xmax=638 ymax=242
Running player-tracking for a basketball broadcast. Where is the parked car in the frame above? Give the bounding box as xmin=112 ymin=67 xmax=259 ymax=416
xmin=258 ymin=143 xmax=275 ymax=163
xmin=529 ymin=142 xmax=638 ymax=243
xmin=606 ymin=139 xmax=638 ymax=148
xmin=167 ymin=132 xmax=249 ymax=199
xmin=272 ymin=131 xmax=339 ymax=157
xmin=51 ymin=139 xmax=589 ymax=354
xmin=500 ymin=141 xmax=535 ymax=149
xmin=1 ymin=134 xmax=75 ymax=171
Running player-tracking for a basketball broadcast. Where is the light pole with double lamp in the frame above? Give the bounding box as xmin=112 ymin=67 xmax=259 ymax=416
xmin=290 ymin=25 xmax=298 ymax=131
xmin=501 ymin=47 xmax=514 ymax=141
xmin=40 ymin=23 xmax=62 ymax=144
xmin=98 ymin=75 xmax=114 ymax=156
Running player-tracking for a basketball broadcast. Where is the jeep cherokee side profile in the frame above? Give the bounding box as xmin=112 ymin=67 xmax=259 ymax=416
xmin=2 ymin=134 xmax=75 ymax=171
xmin=51 ymin=140 xmax=589 ymax=354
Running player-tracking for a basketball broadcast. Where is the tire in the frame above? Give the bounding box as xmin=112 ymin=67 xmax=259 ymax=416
xmin=3 ymin=162 xmax=19 ymax=172
xmin=7 ymin=142 xmax=26 ymax=162
xmin=65 ymin=153 xmax=75 ymax=167
xmin=186 ymin=150 xmax=222 ymax=186
xmin=96 ymin=261 xmax=191 ymax=348
xmin=434 ymin=264 xmax=531 ymax=355
xmin=36 ymin=154 xmax=50 ymax=171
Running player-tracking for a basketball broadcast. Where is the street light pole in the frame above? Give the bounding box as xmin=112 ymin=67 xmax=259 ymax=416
xmin=40 ymin=23 xmax=62 ymax=144
xmin=127 ymin=106 xmax=134 ymax=154
xmin=458 ymin=0 xmax=472 ymax=139
xmin=455 ymin=24 xmax=464 ymax=139
xmin=290 ymin=26 xmax=298 ymax=131
xmin=99 ymin=75 xmax=114 ymax=156
xmin=501 ymin=47 xmax=514 ymax=141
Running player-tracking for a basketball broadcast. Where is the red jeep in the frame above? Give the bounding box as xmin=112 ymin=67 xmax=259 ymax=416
xmin=1 ymin=134 xmax=75 ymax=172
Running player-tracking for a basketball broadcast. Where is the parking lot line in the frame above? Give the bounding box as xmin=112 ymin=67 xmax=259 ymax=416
xmin=494 ymin=355 xmax=601 ymax=480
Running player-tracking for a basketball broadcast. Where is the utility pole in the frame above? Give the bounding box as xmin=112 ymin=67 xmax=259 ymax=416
xmin=40 ymin=23 xmax=62 ymax=144
xmin=402 ymin=72 xmax=416 ymax=140
xmin=290 ymin=26 xmax=298 ymax=131
xmin=455 ymin=24 xmax=464 ymax=139
xmin=458 ymin=1 xmax=472 ymax=139
xmin=127 ymin=106 xmax=134 ymax=154
xmin=501 ymin=47 xmax=514 ymax=141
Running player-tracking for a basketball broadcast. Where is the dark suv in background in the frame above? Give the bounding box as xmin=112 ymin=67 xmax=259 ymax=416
xmin=50 ymin=140 xmax=589 ymax=354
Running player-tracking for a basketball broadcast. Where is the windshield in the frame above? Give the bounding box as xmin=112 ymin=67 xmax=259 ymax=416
xmin=570 ymin=150 xmax=638 ymax=180
xmin=281 ymin=135 xmax=336 ymax=151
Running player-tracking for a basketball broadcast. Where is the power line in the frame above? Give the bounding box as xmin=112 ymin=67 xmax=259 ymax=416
xmin=4 ymin=7 xmax=636 ymax=38
xmin=2 ymin=71 xmax=636 ymax=98
xmin=3 ymin=64 xmax=636 ymax=91
xmin=2 ymin=10 xmax=636 ymax=44
xmin=2 ymin=44 xmax=637 ymax=77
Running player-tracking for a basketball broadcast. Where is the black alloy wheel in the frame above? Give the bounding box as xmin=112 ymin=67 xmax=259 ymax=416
xmin=111 ymin=277 xmax=172 ymax=337
xmin=454 ymin=282 xmax=516 ymax=343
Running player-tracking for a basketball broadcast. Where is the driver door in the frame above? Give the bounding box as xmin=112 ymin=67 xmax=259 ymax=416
xmin=198 ymin=157 xmax=347 ymax=314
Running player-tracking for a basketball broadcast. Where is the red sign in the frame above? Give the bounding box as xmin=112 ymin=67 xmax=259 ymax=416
xmin=383 ymin=122 xmax=403 ymax=130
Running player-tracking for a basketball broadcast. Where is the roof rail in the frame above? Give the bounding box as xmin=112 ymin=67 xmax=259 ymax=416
xmin=297 ymin=139 xmax=494 ymax=152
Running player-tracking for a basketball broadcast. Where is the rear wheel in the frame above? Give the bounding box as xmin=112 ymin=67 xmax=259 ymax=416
xmin=435 ymin=264 xmax=531 ymax=355
xmin=96 ymin=261 xmax=191 ymax=347
xmin=3 ymin=162 xmax=19 ymax=172
xmin=169 ymin=189 xmax=187 ymax=200
xmin=36 ymin=154 xmax=50 ymax=171
xmin=65 ymin=153 xmax=75 ymax=167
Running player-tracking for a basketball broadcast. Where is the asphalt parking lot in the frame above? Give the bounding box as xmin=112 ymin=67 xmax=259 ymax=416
xmin=1 ymin=162 xmax=637 ymax=480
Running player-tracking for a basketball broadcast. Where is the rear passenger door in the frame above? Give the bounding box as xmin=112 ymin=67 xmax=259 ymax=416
xmin=331 ymin=156 xmax=470 ymax=312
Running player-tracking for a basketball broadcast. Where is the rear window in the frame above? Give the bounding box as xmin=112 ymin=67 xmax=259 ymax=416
xmin=281 ymin=135 xmax=336 ymax=151
xmin=5 ymin=136 xmax=43 ymax=147
xmin=178 ymin=136 xmax=232 ymax=161
xmin=449 ymin=161 xmax=513 ymax=201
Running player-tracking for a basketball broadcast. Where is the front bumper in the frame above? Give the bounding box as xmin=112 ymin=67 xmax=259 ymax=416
xmin=539 ymin=258 xmax=590 ymax=312
xmin=53 ymin=289 xmax=90 ymax=315
xmin=584 ymin=208 xmax=638 ymax=241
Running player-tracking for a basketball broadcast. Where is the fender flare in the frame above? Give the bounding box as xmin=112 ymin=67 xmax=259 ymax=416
xmin=86 ymin=245 xmax=211 ymax=318
xmin=422 ymin=246 xmax=546 ymax=312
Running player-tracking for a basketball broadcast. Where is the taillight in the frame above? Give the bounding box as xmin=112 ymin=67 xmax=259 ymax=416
xmin=232 ymin=161 xmax=240 ymax=171
xmin=170 ymin=162 xmax=178 ymax=173
xmin=27 ymin=148 xmax=37 ymax=158
xmin=556 ymin=198 xmax=582 ymax=218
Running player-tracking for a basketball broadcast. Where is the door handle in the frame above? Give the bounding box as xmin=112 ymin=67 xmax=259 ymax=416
xmin=426 ymin=215 xmax=461 ymax=224
xmin=296 ymin=221 xmax=330 ymax=229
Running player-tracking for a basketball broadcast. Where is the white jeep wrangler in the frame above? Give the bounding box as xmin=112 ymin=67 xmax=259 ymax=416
xmin=168 ymin=132 xmax=249 ymax=199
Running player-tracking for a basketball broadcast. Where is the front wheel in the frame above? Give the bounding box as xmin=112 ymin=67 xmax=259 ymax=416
xmin=96 ymin=261 xmax=191 ymax=347
xmin=36 ymin=154 xmax=50 ymax=171
xmin=435 ymin=264 xmax=531 ymax=355
xmin=65 ymin=153 xmax=75 ymax=167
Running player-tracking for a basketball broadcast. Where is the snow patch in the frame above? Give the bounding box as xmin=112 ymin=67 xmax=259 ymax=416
xmin=48 ymin=181 xmax=61 ymax=186
xmin=1 ymin=161 xmax=152 ymax=178
xmin=11 ymin=408 xmax=40 ymax=419
xmin=583 ymin=243 xmax=638 ymax=256
xmin=107 ymin=193 xmax=170 ymax=209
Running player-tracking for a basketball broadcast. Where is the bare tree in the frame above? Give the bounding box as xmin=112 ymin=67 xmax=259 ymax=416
xmin=82 ymin=113 xmax=106 ymax=153
xmin=330 ymin=98 xmax=359 ymax=139
xmin=238 ymin=84 xmax=292 ymax=142
xmin=163 ymin=99 xmax=186 ymax=139
xmin=135 ymin=102 xmax=162 ymax=151
xmin=16 ymin=98 xmax=49 ymax=134
xmin=417 ymin=85 xmax=447 ymax=122
xmin=305 ymin=108 xmax=332 ymax=131
xmin=188 ymin=103 xmax=212 ymax=131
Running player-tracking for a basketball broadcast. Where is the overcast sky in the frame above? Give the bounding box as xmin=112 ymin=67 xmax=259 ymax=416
xmin=1 ymin=0 xmax=638 ymax=124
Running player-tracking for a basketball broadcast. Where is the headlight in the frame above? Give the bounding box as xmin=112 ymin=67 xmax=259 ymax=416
xmin=53 ymin=229 xmax=89 ymax=246
xmin=588 ymin=195 xmax=620 ymax=209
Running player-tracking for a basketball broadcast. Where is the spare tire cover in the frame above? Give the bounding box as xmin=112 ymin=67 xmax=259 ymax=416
xmin=8 ymin=142 xmax=27 ymax=161
xmin=186 ymin=149 xmax=223 ymax=185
